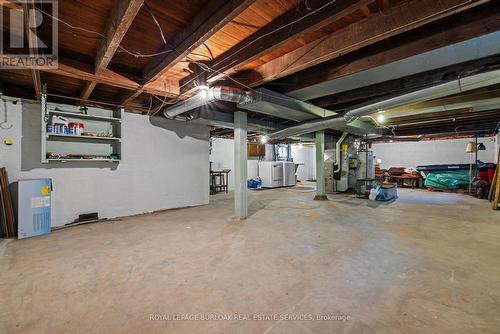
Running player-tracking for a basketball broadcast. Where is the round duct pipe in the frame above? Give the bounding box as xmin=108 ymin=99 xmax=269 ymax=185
xmin=164 ymin=86 xmax=252 ymax=119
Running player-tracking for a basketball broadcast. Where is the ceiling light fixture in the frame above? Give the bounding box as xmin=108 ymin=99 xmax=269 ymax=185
xmin=197 ymin=85 xmax=210 ymax=100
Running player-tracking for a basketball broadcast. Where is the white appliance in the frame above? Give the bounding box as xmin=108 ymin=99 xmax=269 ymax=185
xmin=282 ymin=161 xmax=296 ymax=187
xmin=356 ymin=151 xmax=375 ymax=180
xmin=258 ymin=161 xmax=283 ymax=188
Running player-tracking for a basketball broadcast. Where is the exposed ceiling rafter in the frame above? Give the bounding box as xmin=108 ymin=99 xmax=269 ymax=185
xmin=240 ymin=0 xmax=490 ymax=88
xmin=142 ymin=0 xmax=256 ymax=84
xmin=179 ymin=0 xmax=375 ymax=93
xmin=22 ymin=0 xmax=42 ymax=99
xmin=80 ymin=0 xmax=145 ymax=101
xmin=273 ymin=2 xmax=500 ymax=99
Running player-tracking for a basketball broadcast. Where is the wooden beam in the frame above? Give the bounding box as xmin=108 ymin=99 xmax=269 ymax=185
xmin=179 ymin=0 xmax=374 ymax=92
xmin=81 ymin=0 xmax=144 ymax=100
xmin=389 ymin=121 xmax=500 ymax=136
xmin=22 ymin=1 xmax=42 ymax=98
xmin=118 ymin=89 xmax=143 ymax=107
xmin=80 ymin=81 xmax=98 ymax=100
xmin=243 ymin=0 xmax=490 ymax=87
xmin=95 ymin=0 xmax=144 ymax=73
xmin=33 ymin=57 xmax=179 ymax=97
xmin=275 ymin=2 xmax=500 ymax=95
xmin=142 ymin=0 xmax=256 ymax=84
xmin=386 ymin=107 xmax=475 ymax=126
xmin=311 ymin=54 xmax=500 ymax=109
xmin=2 ymin=54 xmax=178 ymax=105
xmin=388 ymin=88 xmax=500 ymax=114
xmin=0 ymin=0 xmax=22 ymax=11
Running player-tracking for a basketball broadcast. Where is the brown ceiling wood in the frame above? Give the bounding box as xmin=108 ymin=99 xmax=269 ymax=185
xmin=152 ymin=0 xmax=299 ymax=83
xmin=310 ymin=54 xmax=500 ymax=111
xmin=385 ymin=109 xmax=500 ymax=136
xmin=48 ymin=0 xmax=115 ymax=63
xmin=81 ymin=0 xmax=145 ymax=100
xmin=0 ymin=0 xmax=498 ymax=133
xmin=108 ymin=0 xmax=209 ymax=74
xmin=22 ymin=0 xmax=41 ymax=98
xmin=142 ymin=0 xmax=257 ymax=84
xmin=179 ymin=0 xmax=377 ymax=92
xmin=241 ymin=0 xmax=488 ymax=88
xmin=272 ymin=2 xmax=500 ymax=96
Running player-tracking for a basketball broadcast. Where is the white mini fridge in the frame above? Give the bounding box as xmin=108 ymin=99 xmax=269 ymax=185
xmin=10 ymin=179 xmax=52 ymax=239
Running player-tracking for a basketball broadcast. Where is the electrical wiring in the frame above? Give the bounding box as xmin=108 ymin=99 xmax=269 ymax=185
xmin=207 ymin=0 xmax=338 ymax=74
xmin=38 ymin=1 xmax=337 ymax=109
xmin=143 ymin=2 xmax=168 ymax=46
xmin=186 ymin=60 xmax=332 ymax=116
xmin=146 ymin=95 xmax=153 ymax=116
xmin=38 ymin=7 xmax=174 ymax=58
xmin=203 ymin=43 xmax=214 ymax=60
xmin=115 ymin=48 xmax=174 ymax=58
xmin=38 ymin=0 xmax=488 ymax=127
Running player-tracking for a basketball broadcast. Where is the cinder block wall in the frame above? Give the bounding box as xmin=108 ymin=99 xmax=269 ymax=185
xmin=0 ymin=98 xmax=210 ymax=226
xmin=372 ymin=137 xmax=497 ymax=169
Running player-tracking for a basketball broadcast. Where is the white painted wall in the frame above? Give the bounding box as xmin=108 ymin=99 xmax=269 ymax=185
xmin=209 ymin=138 xmax=264 ymax=190
xmin=495 ymin=133 xmax=500 ymax=163
xmin=210 ymin=139 xmax=317 ymax=189
xmin=372 ymin=137 xmax=496 ymax=169
xmin=291 ymin=144 xmax=316 ymax=181
xmin=0 ymin=98 xmax=210 ymax=227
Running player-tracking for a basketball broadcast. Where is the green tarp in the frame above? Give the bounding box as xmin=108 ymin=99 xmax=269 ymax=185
xmin=424 ymin=170 xmax=470 ymax=189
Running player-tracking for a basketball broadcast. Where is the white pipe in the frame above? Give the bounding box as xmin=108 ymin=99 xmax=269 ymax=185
xmin=163 ymin=94 xmax=207 ymax=119
xmin=334 ymin=132 xmax=348 ymax=173
xmin=269 ymin=68 xmax=500 ymax=138
xmin=164 ymin=86 xmax=252 ymax=118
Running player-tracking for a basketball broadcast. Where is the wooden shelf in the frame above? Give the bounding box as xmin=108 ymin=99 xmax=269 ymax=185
xmin=43 ymin=103 xmax=123 ymax=164
xmin=48 ymin=110 xmax=121 ymax=122
xmin=47 ymin=158 xmax=121 ymax=163
xmin=47 ymin=134 xmax=121 ymax=142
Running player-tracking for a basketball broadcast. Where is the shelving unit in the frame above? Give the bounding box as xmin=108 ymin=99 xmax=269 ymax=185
xmin=47 ymin=110 xmax=121 ymax=122
xmin=41 ymin=99 xmax=123 ymax=164
xmin=47 ymin=158 xmax=121 ymax=163
xmin=47 ymin=134 xmax=121 ymax=142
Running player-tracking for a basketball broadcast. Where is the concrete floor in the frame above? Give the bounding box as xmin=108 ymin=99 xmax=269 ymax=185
xmin=1 ymin=187 xmax=499 ymax=333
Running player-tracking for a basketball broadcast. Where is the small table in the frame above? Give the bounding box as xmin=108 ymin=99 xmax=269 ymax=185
xmin=388 ymin=176 xmax=423 ymax=188
xmin=210 ymin=169 xmax=231 ymax=194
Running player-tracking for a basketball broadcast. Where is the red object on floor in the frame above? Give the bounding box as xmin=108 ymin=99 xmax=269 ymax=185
xmin=479 ymin=167 xmax=496 ymax=185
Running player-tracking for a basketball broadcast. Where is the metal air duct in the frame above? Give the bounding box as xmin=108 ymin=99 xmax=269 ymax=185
xmin=164 ymin=86 xmax=252 ymax=119
xmin=268 ymin=68 xmax=500 ymax=138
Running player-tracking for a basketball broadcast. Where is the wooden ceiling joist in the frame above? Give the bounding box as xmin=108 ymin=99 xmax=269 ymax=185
xmin=118 ymin=89 xmax=144 ymax=108
xmin=0 ymin=0 xmax=22 ymax=11
xmin=242 ymin=0 xmax=490 ymax=88
xmin=179 ymin=0 xmax=375 ymax=92
xmin=311 ymin=54 xmax=500 ymax=110
xmin=275 ymin=1 xmax=500 ymax=96
xmin=388 ymin=88 xmax=500 ymax=114
xmin=387 ymin=108 xmax=500 ymax=136
xmin=22 ymin=1 xmax=42 ymax=99
xmin=142 ymin=0 xmax=257 ymax=84
xmin=80 ymin=0 xmax=145 ymax=101
xmin=28 ymin=57 xmax=180 ymax=97
xmin=386 ymin=108 xmax=475 ymax=126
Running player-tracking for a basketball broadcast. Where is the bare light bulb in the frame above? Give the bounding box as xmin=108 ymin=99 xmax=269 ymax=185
xmin=199 ymin=89 xmax=208 ymax=99
xmin=197 ymin=85 xmax=210 ymax=100
xmin=260 ymin=135 xmax=268 ymax=144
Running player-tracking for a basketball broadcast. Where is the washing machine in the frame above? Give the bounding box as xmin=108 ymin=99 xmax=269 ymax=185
xmin=258 ymin=161 xmax=283 ymax=188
